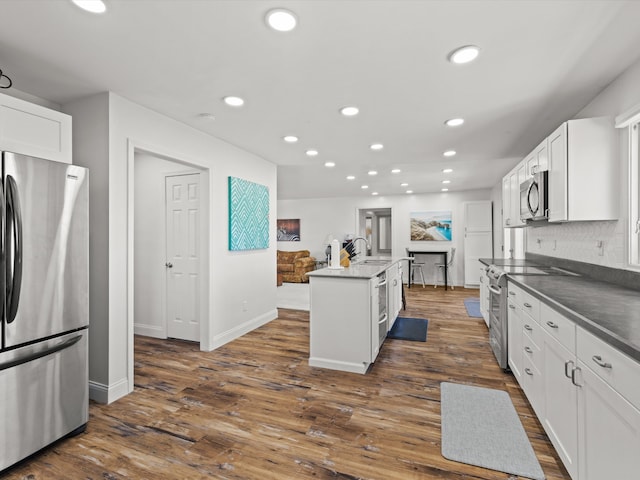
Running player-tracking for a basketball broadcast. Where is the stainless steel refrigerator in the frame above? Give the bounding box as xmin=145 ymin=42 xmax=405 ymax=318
xmin=0 ymin=152 xmax=89 ymax=472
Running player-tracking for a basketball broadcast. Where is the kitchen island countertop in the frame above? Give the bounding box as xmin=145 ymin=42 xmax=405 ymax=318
xmin=307 ymin=256 xmax=409 ymax=280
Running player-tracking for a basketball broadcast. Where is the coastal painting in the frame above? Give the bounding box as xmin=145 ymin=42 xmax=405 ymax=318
xmin=410 ymin=210 xmax=452 ymax=241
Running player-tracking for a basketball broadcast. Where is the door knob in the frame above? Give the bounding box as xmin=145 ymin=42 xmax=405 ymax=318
xmin=165 ymin=262 xmax=173 ymax=268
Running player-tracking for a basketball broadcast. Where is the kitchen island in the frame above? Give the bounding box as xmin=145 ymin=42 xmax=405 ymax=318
xmin=306 ymin=257 xmax=406 ymax=374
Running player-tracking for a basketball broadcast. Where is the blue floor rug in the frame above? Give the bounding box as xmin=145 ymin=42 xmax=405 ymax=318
xmin=464 ymin=298 xmax=482 ymax=318
xmin=387 ymin=317 xmax=428 ymax=342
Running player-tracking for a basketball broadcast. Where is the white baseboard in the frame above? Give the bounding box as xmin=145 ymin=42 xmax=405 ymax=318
xmin=134 ymin=323 xmax=165 ymax=338
xmin=210 ymin=309 xmax=278 ymax=350
xmin=308 ymin=357 xmax=368 ymax=374
xmin=89 ymin=377 xmax=130 ymax=405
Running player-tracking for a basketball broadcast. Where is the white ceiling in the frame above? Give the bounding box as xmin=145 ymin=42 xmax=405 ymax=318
xmin=1 ymin=0 xmax=639 ymax=199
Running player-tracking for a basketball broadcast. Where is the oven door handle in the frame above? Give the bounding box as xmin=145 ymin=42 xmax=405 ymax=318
xmin=488 ymin=285 xmax=502 ymax=295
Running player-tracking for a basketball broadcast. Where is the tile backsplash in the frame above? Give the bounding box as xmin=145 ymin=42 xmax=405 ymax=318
xmin=525 ymin=220 xmax=625 ymax=268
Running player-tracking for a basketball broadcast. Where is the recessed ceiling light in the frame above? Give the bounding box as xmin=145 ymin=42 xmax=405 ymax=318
xmin=306 ymin=149 xmax=318 ymax=157
xmin=372 ymin=192 xmax=379 ymax=196
xmin=445 ymin=118 xmax=464 ymax=127
xmin=442 ymin=180 xmax=451 ymax=184
xmin=265 ymin=9 xmax=297 ymax=32
xmin=370 ymin=143 xmax=384 ymax=151
xmin=340 ymin=106 xmax=359 ymax=117
xmin=406 ymin=190 xmax=413 ymax=194
xmin=223 ymin=96 xmax=244 ymax=107
xmin=198 ymin=113 xmax=216 ymax=121
xmin=448 ymin=45 xmax=480 ymax=64
xmin=72 ymin=0 xmax=106 ymax=13
xmin=361 ymin=185 xmax=369 ymax=189
xmin=324 ymin=162 xmax=335 ymax=167
xmin=391 ymin=169 xmax=401 ymax=174
xmin=443 ymin=150 xmax=456 ymax=157
xmin=400 ymin=183 xmax=409 ymax=187
xmin=441 ymin=188 xmax=449 ymax=192
xmin=368 ymin=170 xmax=378 ymax=176
xmin=283 ymin=135 xmax=298 ymax=143
xmin=443 ymin=168 xmax=453 ymax=173
xmin=346 ymin=175 xmax=355 ymax=180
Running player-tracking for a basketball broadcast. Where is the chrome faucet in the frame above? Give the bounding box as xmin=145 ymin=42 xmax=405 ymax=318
xmin=352 ymin=236 xmax=370 ymax=259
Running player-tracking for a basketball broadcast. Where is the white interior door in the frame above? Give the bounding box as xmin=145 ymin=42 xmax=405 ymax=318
xmin=463 ymin=201 xmax=493 ymax=286
xmin=165 ymin=173 xmax=200 ymax=342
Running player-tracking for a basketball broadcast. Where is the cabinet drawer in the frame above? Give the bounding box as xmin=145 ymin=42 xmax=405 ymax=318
xmin=577 ymin=327 xmax=640 ymax=410
xmin=523 ymin=334 xmax=542 ymax=372
xmin=522 ymin=312 xmax=543 ymax=349
xmin=522 ymin=355 xmax=543 ymax=417
xmin=540 ymin=303 xmax=575 ymax=353
xmin=508 ymin=282 xmax=540 ymax=320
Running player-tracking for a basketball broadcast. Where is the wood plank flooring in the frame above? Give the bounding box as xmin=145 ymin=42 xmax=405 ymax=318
xmin=4 ymin=287 xmax=571 ymax=479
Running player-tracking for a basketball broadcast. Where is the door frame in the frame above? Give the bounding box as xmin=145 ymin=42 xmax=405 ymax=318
xmin=127 ymin=139 xmax=210 ymax=394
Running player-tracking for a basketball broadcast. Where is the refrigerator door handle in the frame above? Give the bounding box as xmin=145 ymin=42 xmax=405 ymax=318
xmin=6 ymin=175 xmax=22 ymax=324
xmin=0 ymin=177 xmax=5 ymax=322
xmin=0 ymin=334 xmax=82 ymax=371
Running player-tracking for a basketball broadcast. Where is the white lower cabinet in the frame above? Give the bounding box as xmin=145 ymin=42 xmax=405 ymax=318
xmin=542 ymin=327 xmax=578 ymax=479
xmin=479 ymin=263 xmax=490 ymax=326
xmin=576 ymin=328 xmax=640 ymax=480
xmin=508 ymin=297 xmax=640 ymax=480
xmin=507 ymin=299 xmax=523 ymax=381
xmin=387 ymin=262 xmax=402 ymax=330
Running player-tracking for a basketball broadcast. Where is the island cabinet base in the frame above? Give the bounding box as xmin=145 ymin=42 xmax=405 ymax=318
xmin=308 ymin=357 xmax=370 ymax=375
xmin=309 ymin=275 xmax=378 ymax=374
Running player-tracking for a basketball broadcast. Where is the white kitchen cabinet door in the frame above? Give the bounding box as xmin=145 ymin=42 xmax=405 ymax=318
xmin=507 ymin=300 xmax=523 ymax=382
xmin=577 ymin=361 xmax=640 ymax=480
xmin=463 ymin=201 xmax=492 ymax=287
xmin=479 ymin=263 xmax=489 ymax=326
xmin=510 ymin=169 xmax=526 ymax=227
xmin=502 ymin=175 xmax=512 ymax=227
xmin=0 ymin=92 xmax=72 ymax=163
xmin=548 ymin=123 xmax=568 ymax=222
xmin=542 ymin=329 xmax=579 ymax=480
xmin=548 ymin=117 xmax=617 ymax=222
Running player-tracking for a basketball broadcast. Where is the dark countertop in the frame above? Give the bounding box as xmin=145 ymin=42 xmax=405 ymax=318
xmin=508 ymin=274 xmax=640 ymax=363
xmin=479 ymin=258 xmax=541 ymax=267
xmin=479 ymin=256 xmax=640 ymax=363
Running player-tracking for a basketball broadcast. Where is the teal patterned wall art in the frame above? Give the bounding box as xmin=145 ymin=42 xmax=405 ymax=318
xmin=228 ymin=176 xmax=270 ymax=251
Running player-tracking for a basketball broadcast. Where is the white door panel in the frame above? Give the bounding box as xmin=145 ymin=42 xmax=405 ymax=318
xmin=165 ymin=173 xmax=200 ymax=342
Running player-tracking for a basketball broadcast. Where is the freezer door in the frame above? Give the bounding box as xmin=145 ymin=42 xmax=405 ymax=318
xmin=3 ymin=152 xmax=88 ymax=347
xmin=0 ymin=329 xmax=88 ymax=471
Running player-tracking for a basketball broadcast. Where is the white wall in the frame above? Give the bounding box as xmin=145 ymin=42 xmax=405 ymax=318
xmin=66 ymin=92 xmax=278 ymax=404
xmin=523 ymin=57 xmax=640 ymax=269
xmin=63 ymin=92 xmax=111 ymax=397
xmin=278 ymin=188 xmax=492 ymax=286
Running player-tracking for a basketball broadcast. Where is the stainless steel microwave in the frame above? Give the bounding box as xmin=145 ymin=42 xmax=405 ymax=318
xmin=520 ymin=170 xmax=548 ymax=221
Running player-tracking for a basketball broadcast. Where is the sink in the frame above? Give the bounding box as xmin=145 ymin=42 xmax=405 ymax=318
xmin=355 ymin=259 xmax=390 ymax=266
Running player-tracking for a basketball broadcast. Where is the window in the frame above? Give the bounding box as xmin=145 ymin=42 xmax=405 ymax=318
xmin=615 ymin=104 xmax=640 ymax=268
xmin=630 ymin=121 xmax=639 ymax=266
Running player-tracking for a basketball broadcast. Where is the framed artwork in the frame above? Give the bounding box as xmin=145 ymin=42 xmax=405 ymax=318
xmin=410 ymin=210 xmax=452 ymax=241
xmin=228 ymin=176 xmax=270 ymax=251
xmin=277 ymin=219 xmax=301 ymax=241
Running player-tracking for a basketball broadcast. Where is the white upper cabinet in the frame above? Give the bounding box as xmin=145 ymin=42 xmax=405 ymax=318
xmin=547 ymin=117 xmax=618 ymax=222
xmin=0 ymin=92 xmax=72 ymax=164
xmin=527 ymin=138 xmax=548 ymax=176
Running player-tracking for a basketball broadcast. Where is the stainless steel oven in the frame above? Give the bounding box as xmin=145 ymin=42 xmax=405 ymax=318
xmin=487 ymin=266 xmax=509 ymax=370
xmin=376 ymin=272 xmax=388 ymax=347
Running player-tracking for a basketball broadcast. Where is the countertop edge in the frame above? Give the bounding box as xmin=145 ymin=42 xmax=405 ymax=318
xmin=507 ymin=276 xmax=640 ymax=364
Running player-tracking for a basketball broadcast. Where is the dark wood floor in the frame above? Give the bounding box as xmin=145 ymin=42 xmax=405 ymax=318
xmin=4 ymin=286 xmax=570 ymax=479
